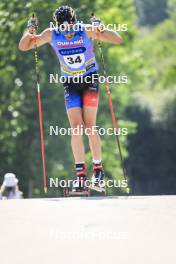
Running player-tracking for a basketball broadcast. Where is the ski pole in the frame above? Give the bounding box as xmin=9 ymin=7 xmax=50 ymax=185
xmin=91 ymin=14 xmax=127 ymax=181
xmin=98 ymin=42 xmax=127 ymax=181
xmin=30 ymin=14 xmax=47 ymax=193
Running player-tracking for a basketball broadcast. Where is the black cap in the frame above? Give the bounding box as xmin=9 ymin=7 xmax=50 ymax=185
xmin=53 ymin=6 xmax=76 ymax=25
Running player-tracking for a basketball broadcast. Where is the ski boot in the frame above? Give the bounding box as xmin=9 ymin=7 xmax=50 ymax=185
xmin=72 ymin=163 xmax=88 ymax=192
xmin=92 ymin=163 xmax=104 ymax=185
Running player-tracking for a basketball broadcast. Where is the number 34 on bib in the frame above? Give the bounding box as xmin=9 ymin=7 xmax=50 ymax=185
xmin=64 ymin=54 xmax=85 ymax=69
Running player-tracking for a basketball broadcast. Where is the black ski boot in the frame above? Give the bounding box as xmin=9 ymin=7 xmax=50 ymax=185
xmin=72 ymin=163 xmax=87 ymax=192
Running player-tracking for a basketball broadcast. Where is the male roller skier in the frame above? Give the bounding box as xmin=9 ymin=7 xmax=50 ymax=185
xmin=19 ymin=6 xmax=123 ymax=192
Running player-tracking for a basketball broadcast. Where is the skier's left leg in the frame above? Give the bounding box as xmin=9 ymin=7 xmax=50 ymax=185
xmin=83 ymin=106 xmax=101 ymax=160
xmin=83 ymin=92 xmax=104 ymax=184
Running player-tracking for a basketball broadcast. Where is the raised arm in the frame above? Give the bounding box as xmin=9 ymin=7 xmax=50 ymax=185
xmin=19 ymin=28 xmax=52 ymax=51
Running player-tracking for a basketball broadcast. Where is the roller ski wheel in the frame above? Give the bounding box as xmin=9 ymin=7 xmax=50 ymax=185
xmin=63 ymin=187 xmax=90 ymax=197
xmin=63 ymin=187 xmax=69 ymax=197
xmin=89 ymin=183 xmax=106 ymax=195
xmin=64 ymin=172 xmax=90 ymax=197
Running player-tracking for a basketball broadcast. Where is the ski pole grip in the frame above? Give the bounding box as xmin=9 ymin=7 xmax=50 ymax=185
xmin=27 ymin=13 xmax=39 ymax=29
xmin=90 ymin=13 xmax=105 ymax=32
xmin=27 ymin=13 xmax=39 ymax=34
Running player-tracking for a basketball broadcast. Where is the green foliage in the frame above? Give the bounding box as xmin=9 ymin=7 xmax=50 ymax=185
xmin=123 ymin=2 xmax=176 ymax=194
xmin=0 ymin=0 xmax=176 ymax=196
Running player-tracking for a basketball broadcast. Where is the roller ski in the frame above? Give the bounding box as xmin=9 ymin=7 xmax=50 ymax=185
xmin=63 ymin=164 xmax=90 ymax=197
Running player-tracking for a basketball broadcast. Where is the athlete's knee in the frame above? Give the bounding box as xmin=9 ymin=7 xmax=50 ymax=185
xmin=84 ymin=121 xmax=98 ymax=137
xmin=71 ymin=120 xmax=84 ymax=129
xmin=84 ymin=121 xmax=95 ymax=129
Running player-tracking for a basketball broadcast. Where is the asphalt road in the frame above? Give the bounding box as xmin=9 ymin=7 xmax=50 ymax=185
xmin=0 ymin=196 xmax=176 ymax=264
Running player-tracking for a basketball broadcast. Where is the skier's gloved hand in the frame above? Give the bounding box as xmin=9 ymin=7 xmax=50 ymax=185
xmin=91 ymin=16 xmax=105 ymax=32
xmin=27 ymin=15 xmax=39 ymax=34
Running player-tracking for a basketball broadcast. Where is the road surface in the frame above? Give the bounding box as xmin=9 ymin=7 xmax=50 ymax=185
xmin=0 ymin=195 xmax=176 ymax=264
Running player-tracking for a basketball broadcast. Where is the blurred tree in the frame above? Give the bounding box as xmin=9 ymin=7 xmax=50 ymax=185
xmin=124 ymin=14 xmax=176 ymax=194
xmin=135 ymin=0 xmax=168 ymax=26
xmin=0 ymin=0 xmax=135 ymax=196
xmin=0 ymin=0 xmax=176 ymax=197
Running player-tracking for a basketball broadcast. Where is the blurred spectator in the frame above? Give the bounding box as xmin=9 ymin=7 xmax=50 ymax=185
xmin=0 ymin=173 xmax=23 ymax=199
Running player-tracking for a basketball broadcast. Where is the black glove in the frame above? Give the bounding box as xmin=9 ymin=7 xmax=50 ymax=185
xmin=90 ymin=15 xmax=105 ymax=32
xmin=27 ymin=15 xmax=38 ymax=34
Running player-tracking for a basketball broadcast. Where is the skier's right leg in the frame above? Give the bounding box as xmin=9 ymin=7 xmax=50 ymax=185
xmin=67 ymin=107 xmax=85 ymax=163
xmin=67 ymin=107 xmax=87 ymax=191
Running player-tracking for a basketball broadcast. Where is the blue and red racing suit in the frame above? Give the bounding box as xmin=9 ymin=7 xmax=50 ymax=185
xmin=51 ymin=24 xmax=100 ymax=109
